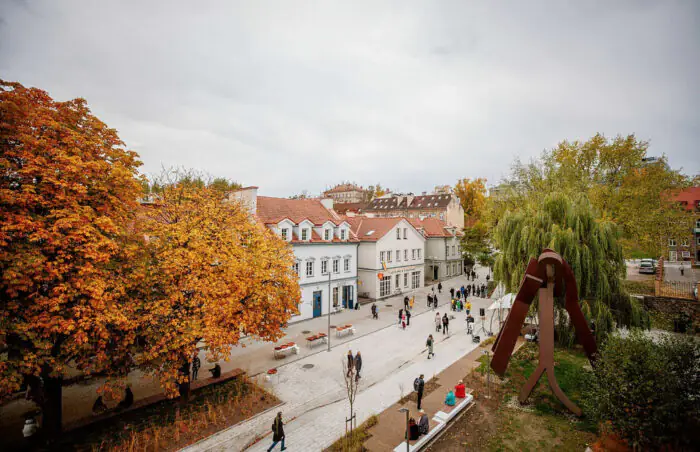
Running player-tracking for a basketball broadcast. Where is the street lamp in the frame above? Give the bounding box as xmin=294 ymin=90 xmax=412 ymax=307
xmin=398 ymin=407 xmax=409 ymax=452
xmin=328 ymin=270 xmax=332 ymax=352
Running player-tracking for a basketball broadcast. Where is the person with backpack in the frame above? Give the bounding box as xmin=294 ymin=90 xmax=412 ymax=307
xmin=442 ymin=313 xmax=449 ymax=335
xmin=426 ymin=334 xmax=434 ymax=359
xmin=414 ymin=374 xmax=425 ymax=409
xmin=268 ymin=412 xmax=286 ymax=451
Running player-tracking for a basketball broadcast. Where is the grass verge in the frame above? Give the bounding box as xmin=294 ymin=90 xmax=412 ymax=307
xmin=326 ymin=414 xmax=379 ymax=452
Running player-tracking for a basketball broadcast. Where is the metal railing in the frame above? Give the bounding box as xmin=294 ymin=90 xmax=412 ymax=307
xmin=656 ymin=281 xmax=697 ymax=300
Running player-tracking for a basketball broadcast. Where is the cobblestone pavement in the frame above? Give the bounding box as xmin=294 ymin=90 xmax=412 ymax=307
xmin=185 ymin=266 xmax=495 ymax=451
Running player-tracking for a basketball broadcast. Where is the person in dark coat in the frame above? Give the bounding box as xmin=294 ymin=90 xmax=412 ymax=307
xmin=442 ymin=313 xmax=449 ymax=335
xmin=209 ymin=363 xmax=221 ymax=378
xmin=404 ymin=296 xmax=410 ymax=311
xmin=354 ymin=351 xmax=363 ymax=381
xmin=408 ymin=417 xmax=420 ymax=440
xmin=92 ymin=395 xmax=107 ymax=415
xmin=346 ymin=350 xmax=354 ymax=377
xmin=415 ymin=374 xmax=425 ymax=410
xmin=438 ymin=282 xmax=442 ymax=293
xmin=427 ymin=293 xmax=432 ymax=308
xmin=371 ymin=303 xmax=378 ymax=319
xmin=398 ymin=308 xmax=403 ymax=325
xmin=418 ymin=409 xmax=430 ymax=435
xmin=426 ymin=334 xmax=434 ymax=359
xmin=192 ymin=355 xmax=201 ymax=380
xmin=268 ymin=412 xmax=286 ymax=451
xmin=433 ymin=293 xmax=439 ymax=308
xmin=450 ymin=287 xmax=455 ymax=299
xmin=481 ymin=284 xmax=486 ymax=296
xmin=117 ymin=386 xmax=134 ymax=410
xmin=406 ymin=309 xmax=412 ymax=326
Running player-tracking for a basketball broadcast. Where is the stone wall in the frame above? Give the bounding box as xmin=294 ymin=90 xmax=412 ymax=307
xmin=641 ymin=295 xmax=700 ymax=334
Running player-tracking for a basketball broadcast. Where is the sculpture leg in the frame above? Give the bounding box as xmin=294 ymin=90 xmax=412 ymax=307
xmin=545 ymin=366 xmax=582 ymax=416
xmin=518 ymin=364 xmax=545 ymax=404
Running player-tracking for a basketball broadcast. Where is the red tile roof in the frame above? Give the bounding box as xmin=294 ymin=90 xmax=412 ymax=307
xmin=323 ymin=183 xmax=365 ymax=194
xmin=408 ymin=218 xmax=462 ymax=238
xmin=333 ymin=202 xmax=368 ymax=214
xmin=256 ymin=196 xmax=345 ymax=226
xmin=672 ymin=187 xmax=700 ymax=211
xmin=346 ymin=216 xmax=415 ymax=242
xmin=365 ymin=194 xmax=454 ymax=211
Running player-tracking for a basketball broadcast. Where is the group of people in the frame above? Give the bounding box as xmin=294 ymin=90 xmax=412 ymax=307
xmin=450 ymin=297 xmax=471 ymax=313
xmin=450 ymin=282 xmax=487 ymax=300
xmin=405 ymin=375 xmax=469 ymax=441
xmin=433 ymin=312 xmax=450 ymax=335
xmin=346 ymin=349 xmax=363 ymax=381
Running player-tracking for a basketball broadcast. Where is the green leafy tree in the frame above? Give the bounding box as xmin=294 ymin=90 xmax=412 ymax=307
xmin=493 ymin=193 xmax=647 ymax=344
xmin=584 ymin=331 xmax=700 ymax=450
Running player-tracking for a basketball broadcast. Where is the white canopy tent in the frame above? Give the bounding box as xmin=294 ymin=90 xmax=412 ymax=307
xmin=487 ymin=293 xmax=516 ymax=311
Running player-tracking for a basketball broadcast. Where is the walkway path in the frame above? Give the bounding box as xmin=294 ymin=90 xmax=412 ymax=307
xmin=185 ymin=268 xmax=495 ymax=451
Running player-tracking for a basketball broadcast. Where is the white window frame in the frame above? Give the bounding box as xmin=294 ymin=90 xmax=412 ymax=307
xmin=412 ymin=249 xmax=416 ymax=260
xmin=387 ymin=250 xmax=393 ymax=262
xmin=396 ymin=229 xmax=401 ymax=239
xmin=380 ymin=251 xmax=385 ymax=263
xmin=293 ymin=261 xmax=299 ymax=276
xmin=452 ymin=245 xmax=456 ymax=255
xmin=281 ymin=228 xmax=289 ymax=241
xmin=446 ymin=245 xmax=450 ymax=256
xmin=404 ymin=249 xmax=408 ymax=261
xmin=411 ymin=271 xmax=420 ymax=289
xmin=395 ymin=273 xmax=400 ymax=288
xmin=344 ymin=257 xmax=350 ymax=272
xmin=333 ymin=258 xmax=340 ymax=273
xmin=403 ymin=228 xmax=407 ymax=239
xmin=333 ymin=287 xmax=339 ymax=307
xmin=417 ymin=249 xmax=422 ymax=259
xmin=321 ymin=259 xmax=329 ymax=275
xmin=306 ymin=260 xmax=314 ymax=277
xmin=681 ymin=238 xmax=689 ymax=247
xmin=669 ymin=239 xmax=676 ymax=247
xmin=396 ymin=249 xmax=401 ymax=262
xmin=301 ymin=229 xmax=309 ymax=241
xmin=379 ymin=276 xmax=391 ymax=297
xmin=341 ymin=229 xmax=346 ymax=240
xmin=404 ymin=272 xmax=408 ymax=288
xmin=324 ymin=229 xmax=330 ymax=241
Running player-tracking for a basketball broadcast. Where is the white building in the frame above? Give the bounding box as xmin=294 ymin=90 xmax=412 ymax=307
xmin=236 ymin=189 xmax=359 ymax=322
xmin=347 ymin=217 xmax=425 ymax=300
xmin=409 ymin=218 xmax=463 ymax=281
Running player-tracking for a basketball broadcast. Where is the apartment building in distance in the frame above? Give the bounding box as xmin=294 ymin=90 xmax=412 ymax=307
xmin=347 ymin=217 xmax=425 ymax=300
xmin=669 ymin=186 xmax=700 ymax=263
xmin=322 ymin=183 xmax=368 ymax=204
xmin=362 ymin=192 xmax=465 ymax=228
xmin=409 ymin=218 xmax=463 ymax=281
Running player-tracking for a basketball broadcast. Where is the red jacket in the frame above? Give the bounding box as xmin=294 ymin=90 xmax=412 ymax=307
xmin=455 ymin=383 xmax=466 ymax=398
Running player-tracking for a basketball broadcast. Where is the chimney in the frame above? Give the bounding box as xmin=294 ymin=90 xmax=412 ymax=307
xmin=227 ymin=186 xmax=258 ymax=215
xmin=321 ymin=197 xmax=334 ymax=210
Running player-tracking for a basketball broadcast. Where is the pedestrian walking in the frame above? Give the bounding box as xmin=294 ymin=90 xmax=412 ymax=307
xmin=406 ymin=309 xmax=412 ymax=326
xmin=414 ymin=374 xmax=425 ymax=410
xmin=268 ymin=412 xmax=287 ymax=451
xmin=442 ymin=313 xmax=449 ymax=335
xmin=450 ymin=287 xmax=455 ymax=299
xmin=347 ymin=350 xmax=354 ymax=377
xmin=486 ymin=274 xmax=490 ymax=283
xmin=481 ymin=284 xmax=486 ymax=297
xmin=438 ymin=282 xmax=443 ymax=293
xmin=466 ymin=300 xmax=472 ymax=316
xmin=192 ymin=355 xmax=201 ymax=381
xmin=427 ymin=293 xmax=432 ymax=308
xmin=433 ymin=293 xmax=439 ymax=308
xmin=404 ymin=296 xmax=410 ymax=311
xmin=471 ymin=283 xmax=476 ymax=294
xmin=354 ymin=351 xmax=363 ymax=381
xmin=371 ymin=303 xmax=378 ymax=319
xmin=398 ymin=308 xmax=403 ymax=325
xmin=435 ymin=312 xmax=441 ymax=332
xmin=401 ymin=311 xmax=407 ymax=330
xmin=426 ymin=334 xmax=435 ymax=359
xmin=410 ymin=296 xmax=415 ymax=310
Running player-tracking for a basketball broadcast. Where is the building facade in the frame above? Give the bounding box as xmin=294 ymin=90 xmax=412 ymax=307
xmin=347 ymin=217 xmax=425 ymax=300
xmin=322 ymin=183 xmax=368 ymax=204
xmin=362 ymin=192 xmax=465 ymax=228
xmin=234 ymin=188 xmax=359 ymax=322
xmin=409 ymin=218 xmax=463 ymax=281
xmin=669 ymin=187 xmax=700 ymax=263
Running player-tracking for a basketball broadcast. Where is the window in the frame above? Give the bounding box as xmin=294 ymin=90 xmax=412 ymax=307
xmin=404 ymin=249 xmax=408 ymax=261
xmin=293 ymin=261 xmax=299 ymax=276
xmin=404 ymin=273 xmax=408 ymax=287
xmin=403 ymin=228 xmax=407 ymax=239
xmin=341 ymin=229 xmax=346 ymax=240
xmin=324 ymin=229 xmax=330 ymax=241
xmin=380 ymin=251 xmax=386 ymax=262
xmin=446 ymin=245 xmax=450 ymax=256
xmin=411 ymin=271 xmax=421 ymax=289
xmin=696 ymin=219 xmax=700 ymax=228
xmin=682 ymin=239 xmax=689 ymax=246
xmin=697 ymin=236 xmax=700 ymax=245
xmin=333 ymin=258 xmax=339 ymax=273
xmin=281 ymin=228 xmax=289 ymax=240
xmin=321 ymin=259 xmax=329 ymax=275
xmin=301 ymin=229 xmax=309 ymax=241
xmin=306 ymin=261 xmax=314 ymax=277
xmin=333 ymin=287 xmax=339 ymax=307
xmin=452 ymin=245 xmax=456 ymax=255
xmin=412 ymin=249 xmax=416 ymax=260
xmin=396 ymin=249 xmax=401 ymax=262
xmin=344 ymin=257 xmax=350 ymax=272
xmin=387 ymin=251 xmax=393 ymax=262
xmin=380 ymin=275 xmax=391 ymax=297
xmin=446 ymin=265 xmax=451 ymax=277
xmin=397 ymin=229 xmax=401 ymax=239
xmin=669 ymin=239 xmax=676 ymax=246
xmin=417 ymin=249 xmax=422 ymax=259
xmin=395 ymin=273 xmax=400 ymax=288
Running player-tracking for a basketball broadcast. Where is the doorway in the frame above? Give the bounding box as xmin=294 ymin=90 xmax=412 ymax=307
xmin=433 ymin=266 xmax=439 ymax=280
xmin=343 ymin=285 xmax=354 ymax=309
xmin=313 ymin=291 xmax=322 ymax=318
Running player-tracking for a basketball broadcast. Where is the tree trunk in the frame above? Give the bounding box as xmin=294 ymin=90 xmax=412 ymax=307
xmin=41 ymin=374 xmax=63 ymax=437
xmin=178 ymin=360 xmax=191 ymax=404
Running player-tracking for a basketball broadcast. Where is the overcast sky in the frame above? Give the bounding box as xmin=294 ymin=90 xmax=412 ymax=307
xmin=2 ymin=1 xmax=698 ymax=196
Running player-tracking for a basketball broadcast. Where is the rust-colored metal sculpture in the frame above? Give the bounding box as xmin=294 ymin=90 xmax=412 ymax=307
xmin=491 ymin=249 xmax=597 ymax=416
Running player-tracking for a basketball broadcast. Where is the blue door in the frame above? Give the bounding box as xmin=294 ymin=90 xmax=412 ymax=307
xmin=313 ymin=291 xmax=322 ymax=318
xmin=343 ymin=285 xmax=353 ymax=309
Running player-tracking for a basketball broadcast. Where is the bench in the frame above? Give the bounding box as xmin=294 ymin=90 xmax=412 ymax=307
xmin=273 ymin=342 xmax=299 ymax=359
xmin=305 ymin=333 xmax=328 ymax=348
xmin=392 ymin=394 xmax=473 ymax=452
xmin=335 ymin=324 xmax=356 ymax=338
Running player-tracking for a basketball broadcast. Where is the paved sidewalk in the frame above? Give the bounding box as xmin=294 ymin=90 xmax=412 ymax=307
xmin=185 ymin=268 xmax=495 ymax=451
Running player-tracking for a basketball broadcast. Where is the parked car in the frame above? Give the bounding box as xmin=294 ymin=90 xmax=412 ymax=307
xmin=639 ymin=261 xmax=655 ymax=274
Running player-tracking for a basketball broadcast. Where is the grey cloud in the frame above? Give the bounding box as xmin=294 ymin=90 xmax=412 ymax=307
xmin=1 ymin=0 xmax=698 ymax=196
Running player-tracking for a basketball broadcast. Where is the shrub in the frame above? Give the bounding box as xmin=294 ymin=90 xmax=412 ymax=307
xmin=584 ymin=331 xmax=700 ymax=451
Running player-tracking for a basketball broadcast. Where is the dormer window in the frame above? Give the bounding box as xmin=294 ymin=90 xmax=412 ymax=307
xmin=341 ymin=229 xmax=346 ymax=240
xmin=324 ymin=229 xmax=330 ymax=241
xmin=301 ymin=229 xmax=309 ymax=241
xmin=281 ymin=228 xmax=289 ymax=241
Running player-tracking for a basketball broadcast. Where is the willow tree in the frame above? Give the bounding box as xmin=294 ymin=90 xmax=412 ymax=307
xmin=493 ymin=193 xmax=647 ymax=344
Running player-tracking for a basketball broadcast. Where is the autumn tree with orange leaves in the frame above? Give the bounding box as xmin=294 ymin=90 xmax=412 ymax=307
xmin=0 ymin=80 xmax=143 ymax=435
xmin=131 ymin=170 xmax=300 ymax=401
